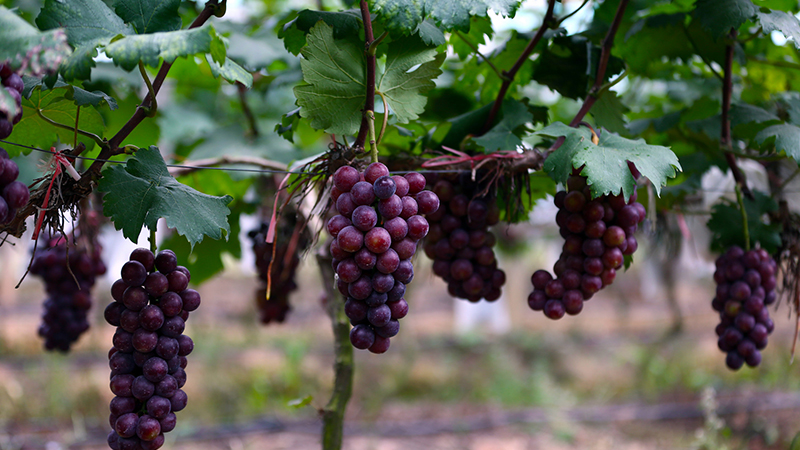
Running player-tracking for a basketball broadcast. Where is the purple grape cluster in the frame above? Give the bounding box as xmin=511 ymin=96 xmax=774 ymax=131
xmin=0 ymin=147 xmax=29 ymax=224
xmin=328 ymin=162 xmax=440 ymax=353
xmin=104 ymin=248 xmax=200 ymax=450
xmin=421 ymin=174 xmax=505 ymax=302
xmin=30 ymin=235 xmax=106 ymax=351
xmin=712 ymin=246 xmax=776 ymax=370
xmin=0 ymin=63 xmax=23 ymax=140
xmin=528 ymin=174 xmax=645 ymax=319
xmin=248 ymin=218 xmax=308 ymax=325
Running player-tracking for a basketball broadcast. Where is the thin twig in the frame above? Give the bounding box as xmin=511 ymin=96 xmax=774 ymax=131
xmin=138 ymin=62 xmax=158 ymax=117
xmin=237 ymin=82 xmax=259 ymax=137
xmin=557 ymin=0 xmax=591 ymax=25
xmin=167 ymin=155 xmax=289 ymax=177
xmin=747 ymin=55 xmax=800 ymax=71
xmin=735 ymin=184 xmax=750 ymax=250
xmin=454 ymin=31 xmax=508 ymax=81
xmin=481 ymin=0 xmax=557 ymax=134
xmin=720 ymin=28 xmax=754 ymax=200
xmin=376 ymin=91 xmax=388 ymax=145
xmin=36 ymin=109 xmax=104 ymax=148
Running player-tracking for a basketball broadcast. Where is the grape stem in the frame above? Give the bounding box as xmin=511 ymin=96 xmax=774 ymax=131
xmin=481 ymin=0 xmax=557 ymax=134
xmin=367 ymin=110 xmax=378 ymax=163
xmin=35 ymin=108 xmax=104 ymax=148
xmin=376 ymin=90 xmax=388 ymax=145
xmin=149 ymin=227 xmax=157 ymax=255
xmin=138 ymin=62 xmax=158 ymax=118
xmin=353 ymin=0 xmax=376 ymax=151
xmin=735 ymin=184 xmax=750 ymax=251
xmin=720 ymin=28 xmax=754 ymax=200
xmin=317 ymin=250 xmax=354 ymax=450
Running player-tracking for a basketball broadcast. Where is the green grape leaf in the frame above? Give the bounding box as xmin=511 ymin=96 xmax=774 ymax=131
xmin=206 ymin=55 xmax=253 ymax=88
xmin=707 ymin=191 xmax=781 ymax=253
xmin=376 ymin=36 xmax=444 ymax=125
xmin=8 ymin=86 xmax=105 ymax=155
xmin=23 ymin=76 xmax=119 ymax=110
xmin=692 ymin=0 xmax=757 ymax=39
xmin=293 ymin=23 xmax=366 ymax=135
xmin=371 ymin=0 xmax=520 ymax=32
xmin=0 ymin=6 xmax=72 ymax=77
xmin=36 ymin=0 xmax=133 ymax=47
xmin=104 ymin=25 xmax=225 ymax=71
xmin=539 ymin=122 xmax=682 ymax=199
xmin=756 ymin=8 xmax=800 ymax=49
xmin=531 ymin=35 xmax=625 ymax=100
xmin=450 ymin=16 xmax=493 ymax=60
xmin=754 ymin=123 xmax=800 ymax=163
xmin=294 ymin=22 xmax=443 ymax=135
xmin=98 ymin=146 xmax=233 ymax=248
xmin=439 ymin=102 xmax=493 ymax=149
xmin=276 ymin=107 xmax=302 ymax=143
xmin=729 ymin=103 xmax=780 ymax=138
xmin=114 ymin=0 xmax=182 ymax=34
xmin=415 ymin=19 xmax=446 ymax=46
xmin=472 ymin=99 xmax=532 ymax=151
xmin=288 ymin=395 xmax=314 ymax=408
xmin=295 ymin=9 xmax=362 ymax=38
xmin=590 ymin=90 xmax=629 ymax=135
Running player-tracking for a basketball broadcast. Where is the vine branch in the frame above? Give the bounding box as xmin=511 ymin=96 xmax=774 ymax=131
xmin=481 ymin=0 xmax=557 ymax=134
xmin=167 ymin=155 xmax=288 ymax=177
xmin=720 ymin=28 xmax=753 ymax=200
xmin=317 ymin=249 xmax=354 ymax=450
xmin=353 ymin=0 xmax=376 ymax=151
xmin=36 ymin=109 xmax=104 ymax=148
xmin=237 ymin=81 xmax=260 ymax=138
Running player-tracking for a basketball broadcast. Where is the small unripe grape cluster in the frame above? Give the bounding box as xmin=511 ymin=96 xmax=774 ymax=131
xmin=0 ymin=147 xmax=29 ymax=224
xmin=328 ymin=162 xmax=440 ymax=353
xmin=712 ymin=246 xmax=776 ymax=370
xmin=528 ymin=174 xmax=645 ymax=319
xmin=422 ymin=173 xmax=505 ymax=302
xmin=0 ymin=63 xmax=23 ymax=140
xmin=104 ymin=248 xmax=200 ymax=450
xmin=31 ymin=236 xmax=106 ymax=351
xmin=249 ymin=219 xmax=307 ymax=325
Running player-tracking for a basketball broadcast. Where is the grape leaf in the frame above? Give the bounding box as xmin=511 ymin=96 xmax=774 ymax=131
xmin=371 ymin=0 xmax=520 ymax=32
xmin=0 ymin=6 xmax=72 ymax=76
xmin=531 ymin=35 xmax=624 ymax=100
xmin=729 ymin=103 xmax=780 ymax=138
xmin=104 ymin=25 xmax=225 ymax=71
xmin=294 ymin=22 xmax=443 ymax=135
xmin=590 ymin=90 xmax=629 ymax=135
xmin=206 ymin=55 xmax=253 ymax=88
xmin=439 ymin=102 xmax=493 ymax=149
xmin=450 ymin=16 xmax=493 ymax=60
xmin=754 ymin=123 xmax=800 ymax=163
xmin=415 ymin=19 xmax=446 ymax=47
xmin=98 ymin=146 xmax=233 ymax=248
xmin=376 ymin=36 xmax=444 ymax=125
xmin=276 ymin=107 xmax=302 ymax=143
xmin=293 ymin=23 xmax=366 ymax=135
xmin=295 ymin=9 xmax=362 ymax=38
xmin=114 ymin=0 xmax=182 ymax=34
xmin=540 ymin=122 xmax=682 ymax=199
xmin=8 ymin=85 xmax=105 ymax=156
xmin=707 ymin=191 xmax=781 ymax=254
xmin=692 ymin=0 xmax=757 ymax=39
xmin=22 ymin=76 xmax=119 ymax=110
xmin=756 ymin=8 xmax=800 ymax=49
xmin=472 ymin=99 xmax=532 ymax=151
xmin=36 ymin=0 xmax=133 ymax=47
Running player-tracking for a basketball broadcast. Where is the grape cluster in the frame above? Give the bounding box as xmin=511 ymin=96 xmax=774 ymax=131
xmin=30 ymin=236 xmax=106 ymax=351
xmin=248 ymin=217 xmax=309 ymax=325
xmin=0 ymin=63 xmax=23 ymax=140
xmin=0 ymin=147 xmax=29 ymax=225
xmin=422 ymin=174 xmax=505 ymax=302
xmin=528 ymin=174 xmax=645 ymax=319
xmin=711 ymin=246 xmax=776 ymax=370
xmin=104 ymin=248 xmax=200 ymax=450
xmin=328 ymin=162 xmax=440 ymax=353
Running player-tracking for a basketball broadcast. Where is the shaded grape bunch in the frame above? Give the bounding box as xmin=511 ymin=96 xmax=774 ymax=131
xmin=30 ymin=236 xmax=106 ymax=351
xmin=104 ymin=248 xmax=199 ymax=450
xmin=528 ymin=174 xmax=645 ymax=319
xmin=248 ymin=216 xmax=309 ymax=325
xmin=329 ymin=162 xmax=439 ymax=353
xmin=711 ymin=246 xmax=776 ymax=370
xmin=421 ymin=173 xmax=505 ymax=302
xmin=0 ymin=63 xmax=23 ymax=140
xmin=0 ymin=147 xmax=30 ymax=225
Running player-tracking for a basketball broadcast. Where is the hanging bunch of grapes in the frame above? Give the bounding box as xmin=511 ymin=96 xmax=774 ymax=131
xmin=0 ymin=63 xmax=23 ymax=140
xmin=104 ymin=249 xmax=199 ymax=449
xmin=249 ymin=207 xmax=311 ymax=325
xmin=31 ymin=227 xmax=106 ymax=352
xmin=422 ymin=171 xmax=505 ymax=302
xmin=528 ymin=171 xmax=645 ymax=319
xmin=327 ymin=162 xmax=439 ymax=353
